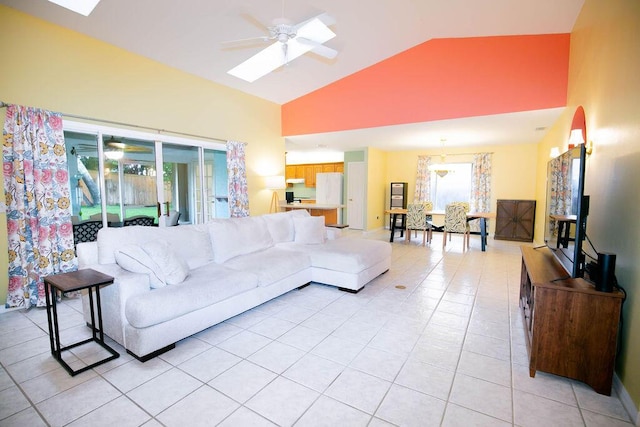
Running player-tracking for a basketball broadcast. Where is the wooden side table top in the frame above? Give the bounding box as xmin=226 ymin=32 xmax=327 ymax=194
xmin=44 ymin=268 xmax=114 ymax=293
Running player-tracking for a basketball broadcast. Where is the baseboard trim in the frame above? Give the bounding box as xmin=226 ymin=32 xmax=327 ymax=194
xmin=0 ymin=306 xmax=21 ymax=314
xmin=613 ymin=373 xmax=639 ymax=425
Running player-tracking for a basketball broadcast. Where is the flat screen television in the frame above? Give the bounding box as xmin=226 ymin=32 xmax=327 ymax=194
xmin=543 ymin=144 xmax=589 ymax=278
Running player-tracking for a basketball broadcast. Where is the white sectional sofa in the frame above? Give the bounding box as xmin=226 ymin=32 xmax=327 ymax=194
xmin=76 ymin=210 xmax=391 ymax=361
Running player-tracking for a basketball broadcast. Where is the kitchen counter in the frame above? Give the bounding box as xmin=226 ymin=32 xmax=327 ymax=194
xmin=279 ymin=202 xmax=344 ymax=225
xmin=280 ymin=202 xmax=344 ymax=210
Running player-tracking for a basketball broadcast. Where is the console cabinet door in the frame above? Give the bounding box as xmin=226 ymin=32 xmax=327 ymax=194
xmin=495 ymin=199 xmax=536 ymax=241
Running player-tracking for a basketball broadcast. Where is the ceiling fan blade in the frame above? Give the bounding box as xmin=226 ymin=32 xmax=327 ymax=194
xmin=220 ymin=35 xmax=271 ymax=47
xmin=295 ymin=12 xmax=336 ymax=30
xmin=295 ymin=18 xmax=335 ymax=44
xmin=297 ymin=38 xmax=338 ymax=59
xmin=228 ymin=41 xmax=288 ymax=82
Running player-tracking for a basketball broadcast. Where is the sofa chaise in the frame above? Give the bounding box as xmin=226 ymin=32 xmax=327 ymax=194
xmin=77 ymin=209 xmax=392 ymax=361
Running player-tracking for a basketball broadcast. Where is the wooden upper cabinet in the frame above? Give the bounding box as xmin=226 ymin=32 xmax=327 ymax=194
xmin=304 ymin=165 xmax=316 ymax=187
xmin=285 ymin=162 xmax=345 ymax=187
xmin=285 ymin=165 xmax=296 ymax=181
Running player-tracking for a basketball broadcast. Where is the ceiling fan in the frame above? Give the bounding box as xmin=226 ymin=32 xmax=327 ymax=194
xmin=224 ymin=11 xmax=338 ymax=83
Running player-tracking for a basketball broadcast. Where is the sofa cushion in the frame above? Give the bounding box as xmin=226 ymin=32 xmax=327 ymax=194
xmin=97 ymin=224 xmax=213 ymax=269
xmin=208 ymin=216 xmax=274 ymax=263
xmin=280 ymin=238 xmax=392 ymax=274
xmin=141 ymin=239 xmax=190 ymax=285
xmin=223 ymin=247 xmax=311 ymax=287
xmin=263 ymin=209 xmax=310 ymax=243
xmin=293 ymin=216 xmax=326 ymax=244
xmin=114 ymin=244 xmax=166 ymax=288
xmin=125 ymin=262 xmax=258 ymax=328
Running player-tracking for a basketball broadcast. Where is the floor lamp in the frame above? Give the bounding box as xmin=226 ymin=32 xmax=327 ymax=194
xmin=265 ymin=175 xmax=286 ymax=213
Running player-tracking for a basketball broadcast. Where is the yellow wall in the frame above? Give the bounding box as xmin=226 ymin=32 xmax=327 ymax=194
xmin=0 ymin=6 xmax=283 ymax=305
xmin=536 ymin=0 xmax=640 ymax=410
xmin=385 ymin=143 xmax=539 ymax=235
xmin=365 ymin=148 xmax=388 ymax=230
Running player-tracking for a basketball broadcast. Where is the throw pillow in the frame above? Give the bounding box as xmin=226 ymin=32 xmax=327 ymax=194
xmin=114 ymin=244 xmax=166 ymax=288
xmin=208 ymin=216 xmax=274 ymax=263
xmin=293 ymin=216 xmax=326 ymax=244
xmin=141 ymin=239 xmax=190 ymax=285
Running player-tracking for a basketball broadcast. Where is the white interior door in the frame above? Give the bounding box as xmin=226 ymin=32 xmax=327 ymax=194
xmin=347 ymin=161 xmax=365 ymax=230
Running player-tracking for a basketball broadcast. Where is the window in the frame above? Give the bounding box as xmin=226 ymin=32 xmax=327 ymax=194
xmin=430 ymin=163 xmax=472 ymax=211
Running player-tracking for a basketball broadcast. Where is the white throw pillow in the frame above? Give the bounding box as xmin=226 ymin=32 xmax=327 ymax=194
xmin=293 ymin=216 xmax=326 ymax=244
xmin=114 ymin=244 xmax=166 ymax=288
xmin=208 ymin=216 xmax=274 ymax=263
xmin=140 ymin=239 xmax=190 ymax=285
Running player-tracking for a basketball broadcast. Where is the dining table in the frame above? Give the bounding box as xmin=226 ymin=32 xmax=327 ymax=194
xmin=385 ymin=209 xmax=496 ymax=251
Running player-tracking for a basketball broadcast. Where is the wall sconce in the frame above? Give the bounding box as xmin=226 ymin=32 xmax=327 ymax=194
xmin=585 ymin=140 xmax=593 ymax=155
xmin=568 ymin=128 xmax=585 ymax=147
xmin=265 ymin=175 xmax=286 ymax=213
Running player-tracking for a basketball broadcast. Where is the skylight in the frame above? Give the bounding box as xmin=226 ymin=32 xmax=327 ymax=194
xmin=47 ymin=0 xmax=101 ymax=16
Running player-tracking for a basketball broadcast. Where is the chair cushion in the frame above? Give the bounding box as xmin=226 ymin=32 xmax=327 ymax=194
xmin=444 ymin=204 xmax=469 ymax=233
xmin=406 ymin=204 xmax=427 ymax=230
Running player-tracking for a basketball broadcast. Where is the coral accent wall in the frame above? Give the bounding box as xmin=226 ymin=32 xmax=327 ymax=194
xmin=283 ymin=34 xmax=570 ymax=136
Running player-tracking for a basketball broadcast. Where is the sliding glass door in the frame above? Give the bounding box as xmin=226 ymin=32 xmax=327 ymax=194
xmin=63 ymin=122 xmax=229 ymax=230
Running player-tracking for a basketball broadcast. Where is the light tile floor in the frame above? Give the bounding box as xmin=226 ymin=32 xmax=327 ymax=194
xmin=0 ymin=230 xmax=635 ymax=426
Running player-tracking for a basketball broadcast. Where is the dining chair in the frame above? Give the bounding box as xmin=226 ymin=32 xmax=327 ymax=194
xmin=443 ymin=203 xmax=470 ymax=249
xmin=421 ymin=201 xmax=434 ymax=220
xmin=164 ymin=210 xmax=181 ymax=226
xmin=72 ymin=220 xmax=104 ymax=246
xmin=123 ymin=215 xmax=156 ymax=227
xmin=405 ymin=203 xmax=431 ymax=245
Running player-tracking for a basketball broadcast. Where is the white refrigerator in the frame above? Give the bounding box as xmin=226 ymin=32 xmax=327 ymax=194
xmin=315 ymin=172 xmax=344 ymax=223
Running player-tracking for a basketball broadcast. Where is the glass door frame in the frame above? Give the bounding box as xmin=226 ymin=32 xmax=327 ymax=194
xmin=63 ymin=120 xmax=227 ymax=226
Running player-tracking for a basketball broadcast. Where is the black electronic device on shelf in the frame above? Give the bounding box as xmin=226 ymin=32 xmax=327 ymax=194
xmin=543 ymin=144 xmax=589 ymax=278
xmin=285 ymin=191 xmax=294 ymax=204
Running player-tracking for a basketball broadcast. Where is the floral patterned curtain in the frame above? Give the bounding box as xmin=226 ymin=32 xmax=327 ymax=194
xmin=470 ymin=153 xmax=492 ymax=232
xmin=226 ymin=140 xmax=249 ymax=217
xmin=547 ymin=152 xmax=572 ymax=237
xmin=413 ymin=155 xmax=432 ymax=203
xmin=3 ymin=105 xmax=77 ymax=308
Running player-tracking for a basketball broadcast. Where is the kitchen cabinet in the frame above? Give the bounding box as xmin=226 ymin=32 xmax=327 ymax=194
xmin=285 ymin=165 xmax=296 ymax=181
xmin=285 ymin=163 xmax=345 ymax=186
xmin=304 ymin=165 xmax=323 ymax=187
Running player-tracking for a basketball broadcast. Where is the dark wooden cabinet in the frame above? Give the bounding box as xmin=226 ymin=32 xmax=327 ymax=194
xmin=495 ymin=199 xmax=536 ymax=242
xmin=519 ymin=246 xmax=624 ymax=395
xmin=389 ymin=182 xmax=407 ymax=230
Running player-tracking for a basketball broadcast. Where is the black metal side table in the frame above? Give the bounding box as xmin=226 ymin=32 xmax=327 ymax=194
xmin=44 ymin=268 xmax=119 ymax=376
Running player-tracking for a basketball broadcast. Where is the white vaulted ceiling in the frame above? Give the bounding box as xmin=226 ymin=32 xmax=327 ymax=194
xmin=0 ymin=0 xmax=584 ymax=151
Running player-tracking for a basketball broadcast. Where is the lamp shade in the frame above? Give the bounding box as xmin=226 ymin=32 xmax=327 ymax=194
xmin=569 ymin=128 xmax=585 ymax=146
xmin=264 ymin=175 xmax=286 ymax=190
